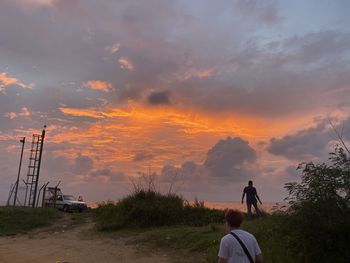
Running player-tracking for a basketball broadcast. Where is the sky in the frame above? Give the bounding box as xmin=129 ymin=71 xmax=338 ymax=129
xmin=1 ymin=0 xmax=350 ymax=203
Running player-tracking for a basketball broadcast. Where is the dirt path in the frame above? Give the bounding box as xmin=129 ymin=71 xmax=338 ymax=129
xmin=0 ymin=214 xmax=190 ymax=263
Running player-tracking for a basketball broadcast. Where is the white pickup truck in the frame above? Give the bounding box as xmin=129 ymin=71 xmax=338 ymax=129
xmin=44 ymin=187 xmax=88 ymax=212
xmin=53 ymin=194 xmax=88 ymax=212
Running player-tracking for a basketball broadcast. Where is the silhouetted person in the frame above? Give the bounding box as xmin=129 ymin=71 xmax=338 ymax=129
xmin=218 ymin=209 xmax=263 ymax=263
xmin=242 ymin=180 xmax=262 ymax=218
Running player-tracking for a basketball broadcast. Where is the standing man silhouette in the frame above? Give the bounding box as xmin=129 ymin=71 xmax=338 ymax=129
xmin=242 ymin=180 xmax=262 ymax=218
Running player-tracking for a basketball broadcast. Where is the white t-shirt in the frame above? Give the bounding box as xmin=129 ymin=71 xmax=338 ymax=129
xmin=218 ymin=229 xmax=261 ymax=263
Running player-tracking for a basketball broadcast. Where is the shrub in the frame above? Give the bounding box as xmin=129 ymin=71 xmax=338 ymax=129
xmin=118 ymin=190 xmax=184 ymax=227
xmin=183 ymin=200 xmax=224 ymax=227
xmin=95 ymin=190 xmax=224 ymax=230
xmin=284 ymin=147 xmax=350 ymax=263
xmin=286 ymin=200 xmax=350 ymax=263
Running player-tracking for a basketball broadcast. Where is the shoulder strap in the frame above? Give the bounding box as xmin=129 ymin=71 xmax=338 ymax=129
xmin=230 ymin=232 xmax=254 ymax=263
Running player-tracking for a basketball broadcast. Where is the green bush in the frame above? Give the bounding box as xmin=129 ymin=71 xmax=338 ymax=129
xmin=94 ymin=190 xmax=224 ymax=230
xmin=285 ymin=200 xmax=350 ymax=263
xmin=283 ymin=147 xmax=350 ymax=263
xmin=182 ymin=201 xmax=224 ymax=227
xmin=242 ymin=213 xmax=293 ymax=263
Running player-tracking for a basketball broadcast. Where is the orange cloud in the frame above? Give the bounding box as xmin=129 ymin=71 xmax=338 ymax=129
xmin=54 ymin=100 xmax=330 ymax=180
xmin=105 ymin=43 xmax=121 ymax=54
xmin=20 ymin=107 xmax=31 ymax=117
xmin=58 ymin=103 xmax=263 ymax=139
xmin=59 ymin=107 xmax=104 ymax=119
xmin=193 ymin=68 xmax=214 ymax=79
xmin=4 ymin=112 xmax=17 ymax=119
xmin=84 ymin=80 xmax=112 ymax=92
xmin=173 ymin=67 xmax=214 ymax=81
xmin=56 ymin=104 xmax=238 ymax=172
xmin=0 ymin=72 xmax=18 ymax=86
xmin=5 ymin=107 xmax=31 ymax=119
xmin=118 ymin=57 xmax=134 ymax=70
xmin=0 ymin=72 xmax=32 ymax=92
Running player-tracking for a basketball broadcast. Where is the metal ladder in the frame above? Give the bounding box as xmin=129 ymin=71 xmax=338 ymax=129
xmin=24 ymin=129 xmax=45 ymax=207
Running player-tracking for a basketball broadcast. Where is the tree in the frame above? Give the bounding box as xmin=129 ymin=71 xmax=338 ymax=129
xmin=284 ymin=147 xmax=350 ymax=263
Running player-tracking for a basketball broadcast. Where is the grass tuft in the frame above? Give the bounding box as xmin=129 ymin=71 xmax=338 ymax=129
xmin=0 ymin=207 xmax=61 ymax=236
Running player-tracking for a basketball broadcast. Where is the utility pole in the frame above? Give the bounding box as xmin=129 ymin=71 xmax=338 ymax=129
xmin=13 ymin=137 xmax=25 ymax=207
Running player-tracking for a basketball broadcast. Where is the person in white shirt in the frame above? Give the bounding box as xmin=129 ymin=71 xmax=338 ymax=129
xmin=218 ymin=209 xmax=263 ymax=263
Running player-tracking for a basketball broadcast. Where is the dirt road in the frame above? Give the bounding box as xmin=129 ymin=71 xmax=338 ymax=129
xmin=0 ymin=215 xmax=191 ymax=263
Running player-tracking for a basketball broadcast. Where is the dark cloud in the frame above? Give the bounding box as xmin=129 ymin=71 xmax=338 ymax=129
xmin=285 ymin=30 xmax=350 ymax=64
xmin=147 ymin=91 xmax=171 ymax=105
xmin=43 ymin=156 xmax=126 ymax=183
xmin=234 ymin=0 xmax=281 ymax=24
xmin=164 ymin=29 xmax=350 ymax=117
xmin=0 ymin=79 xmax=106 ymax=135
xmin=267 ymin=120 xmax=332 ymax=161
xmin=133 ymin=152 xmax=154 ymax=162
xmin=285 ymin=165 xmax=300 ymax=178
xmin=108 ymin=171 xmax=126 ymax=182
xmin=42 ymin=154 xmax=70 ymax=175
xmin=53 ymin=0 xmax=80 ymax=12
xmin=42 ymin=151 xmax=95 ymax=179
xmin=155 ymin=162 xmax=203 ymax=195
xmin=204 ymin=137 xmax=256 ymax=179
xmin=71 ymin=154 xmax=94 ymax=175
xmin=180 ymin=161 xmax=199 ymax=176
xmin=90 ymin=167 xmax=110 ymax=177
xmin=1 ymin=1 xmax=349 ymax=118
xmin=160 ymin=164 xmax=180 ymax=182
xmin=160 ymin=161 xmax=201 ymax=179
xmin=89 ymin=167 xmax=125 ymax=182
xmin=159 ymin=137 xmax=259 ymax=189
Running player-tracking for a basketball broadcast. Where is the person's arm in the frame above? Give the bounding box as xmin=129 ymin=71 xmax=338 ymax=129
xmin=218 ymin=237 xmax=228 ymax=263
xmin=242 ymin=188 xmax=246 ymax=204
xmin=255 ymin=254 xmax=263 ymax=263
xmin=255 ymin=192 xmax=262 ymax=204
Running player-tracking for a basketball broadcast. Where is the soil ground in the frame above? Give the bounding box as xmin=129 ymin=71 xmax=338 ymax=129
xmin=0 ymin=213 xmax=197 ymax=263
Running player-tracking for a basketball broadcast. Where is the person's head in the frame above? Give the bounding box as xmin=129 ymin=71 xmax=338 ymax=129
xmin=225 ymin=209 xmax=243 ymax=229
xmin=248 ymin=180 xmax=253 ymax=186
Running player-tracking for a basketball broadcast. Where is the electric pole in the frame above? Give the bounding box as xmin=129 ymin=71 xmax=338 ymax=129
xmin=13 ymin=137 xmax=25 ymax=207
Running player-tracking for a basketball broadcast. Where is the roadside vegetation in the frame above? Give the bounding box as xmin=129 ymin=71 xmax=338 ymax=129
xmin=0 ymin=207 xmax=61 ymax=236
xmin=4 ymin=144 xmax=347 ymax=262
xmin=281 ymin=146 xmax=350 ymax=263
xmin=94 ymin=190 xmax=225 ymax=263
xmin=95 ymin=145 xmax=350 ymax=263
xmin=94 ymin=190 xmax=224 ymax=230
xmin=136 ymin=214 xmax=290 ymax=263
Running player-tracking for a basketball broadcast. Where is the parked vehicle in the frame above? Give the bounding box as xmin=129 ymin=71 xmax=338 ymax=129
xmin=44 ymin=187 xmax=87 ymax=212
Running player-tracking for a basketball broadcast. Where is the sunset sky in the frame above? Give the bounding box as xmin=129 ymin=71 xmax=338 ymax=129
xmin=1 ymin=0 xmax=350 ymax=203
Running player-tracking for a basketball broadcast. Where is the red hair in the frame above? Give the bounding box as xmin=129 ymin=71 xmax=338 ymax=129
xmin=225 ymin=209 xmax=243 ymax=228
